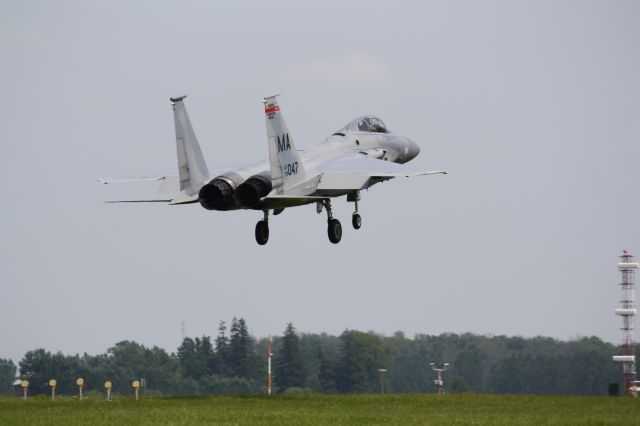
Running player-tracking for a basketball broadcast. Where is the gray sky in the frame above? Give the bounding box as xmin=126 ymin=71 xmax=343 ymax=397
xmin=2 ymin=0 xmax=639 ymax=364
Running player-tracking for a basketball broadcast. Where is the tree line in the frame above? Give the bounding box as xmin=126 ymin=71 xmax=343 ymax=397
xmin=0 ymin=318 xmax=624 ymax=396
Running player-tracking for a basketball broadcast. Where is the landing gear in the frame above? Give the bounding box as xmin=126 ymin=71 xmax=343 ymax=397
xmin=349 ymin=191 xmax=362 ymax=230
xmin=352 ymin=213 xmax=362 ymax=230
xmin=254 ymin=194 xmax=366 ymax=244
xmin=323 ymin=199 xmax=342 ymax=244
xmin=328 ymin=218 xmax=342 ymax=244
xmin=255 ymin=210 xmax=269 ymax=245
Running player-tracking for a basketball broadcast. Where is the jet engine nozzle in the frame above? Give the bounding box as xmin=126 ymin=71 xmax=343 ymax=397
xmin=236 ymin=175 xmax=273 ymax=208
xmin=199 ymin=177 xmax=236 ymax=210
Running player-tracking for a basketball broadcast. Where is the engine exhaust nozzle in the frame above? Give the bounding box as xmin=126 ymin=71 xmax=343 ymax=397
xmin=235 ymin=175 xmax=272 ymax=208
xmin=199 ymin=177 xmax=236 ymax=210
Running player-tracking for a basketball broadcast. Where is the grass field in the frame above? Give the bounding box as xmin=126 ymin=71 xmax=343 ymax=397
xmin=1 ymin=393 xmax=639 ymax=425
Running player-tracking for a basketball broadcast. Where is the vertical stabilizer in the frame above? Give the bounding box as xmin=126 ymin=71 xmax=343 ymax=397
xmin=171 ymin=95 xmax=209 ymax=193
xmin=263 ymin=96 xmax=306 ymax=191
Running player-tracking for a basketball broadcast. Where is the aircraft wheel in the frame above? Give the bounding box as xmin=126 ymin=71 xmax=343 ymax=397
xmin=352 ymin=213 xmax=362 ymax=230
xmin=327 ymin=219 xmax=342 ymax=244
xmin=255 ymin=220 xmax=269 ymax=245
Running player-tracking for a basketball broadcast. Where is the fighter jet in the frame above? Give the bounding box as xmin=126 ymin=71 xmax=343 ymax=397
xmin=99 ymin=95 xmax=445 ymax=245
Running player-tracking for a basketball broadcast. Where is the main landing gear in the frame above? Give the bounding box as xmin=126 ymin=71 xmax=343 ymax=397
xmin=255 ymin=193 xmax=363 ymax=245
xmin=322 ymin=199 xmax=342 ymax=244
xmin=255 ymin=210 xmax=269 ymax=245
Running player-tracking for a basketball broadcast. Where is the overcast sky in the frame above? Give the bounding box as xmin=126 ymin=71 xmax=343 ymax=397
xmin=2 ymin=1 xmax=639 ymax=364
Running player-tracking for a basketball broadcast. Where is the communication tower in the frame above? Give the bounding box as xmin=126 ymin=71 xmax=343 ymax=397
xmin=429 ymin=362 xmax=449 ymax=394
xmin=612 ymin=250 xmax=639 ymax=397
xmin=267 ymin=336 xmax=273 ymax=395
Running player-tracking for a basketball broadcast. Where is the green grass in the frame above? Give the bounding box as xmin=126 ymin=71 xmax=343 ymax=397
xmin=1 ymin=393 xmax=639 ymax=425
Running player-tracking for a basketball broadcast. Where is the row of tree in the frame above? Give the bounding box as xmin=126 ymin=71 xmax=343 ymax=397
xmin=0 ymin=318 xmax=624 ymax=396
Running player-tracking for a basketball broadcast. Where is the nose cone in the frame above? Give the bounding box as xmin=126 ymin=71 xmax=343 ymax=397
xmin=402 ymin=137 xmax=420 ymax=162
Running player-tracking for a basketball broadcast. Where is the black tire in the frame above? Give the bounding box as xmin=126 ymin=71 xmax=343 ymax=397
xmin=255 ymin=220 xmax=269 ymax=245
xmin=352 ymin=213 xmax=362 ymax=230
xmin=327 ymin=219 xmax=342 ymax=244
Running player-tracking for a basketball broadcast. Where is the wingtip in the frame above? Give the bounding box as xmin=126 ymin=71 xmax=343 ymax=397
xmin=170 ymin=95 xmax=188 ymax=103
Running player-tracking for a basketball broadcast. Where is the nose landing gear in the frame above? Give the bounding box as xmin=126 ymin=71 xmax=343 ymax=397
xmin=352 ymin=213 xmax=362 ymax=230
xmin=349 ymin=191 xmax=362 ymax=230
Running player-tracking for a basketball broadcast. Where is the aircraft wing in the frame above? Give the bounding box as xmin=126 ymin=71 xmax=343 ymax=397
xmin=315 ymin=156 xmax=446 ymax=191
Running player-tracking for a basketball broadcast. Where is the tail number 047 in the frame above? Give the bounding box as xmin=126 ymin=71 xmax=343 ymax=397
xmin=284 ymin=162 xmax=298 ymax=176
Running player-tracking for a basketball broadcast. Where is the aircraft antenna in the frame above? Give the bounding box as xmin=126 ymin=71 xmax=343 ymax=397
xmin=613 ymin=250 xmax=639 ymax=397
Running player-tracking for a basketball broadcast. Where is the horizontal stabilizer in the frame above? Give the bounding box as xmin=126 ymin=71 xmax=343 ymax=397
xmin=97 ymin=175 xmax=180 ymax=194
xmin=105 ymin=190 xmax=200 ymax=205
xmin=105 ymin=199 xmax=171 ymax=203
xmin=169 ymin=193 xmax=199 ymax=205
xmin=97 ymin=176 xmax=172 ymax=184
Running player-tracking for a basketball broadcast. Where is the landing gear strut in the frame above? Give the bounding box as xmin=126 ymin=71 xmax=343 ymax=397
xmin=349 ymin=191 xmax=362 ymax=230
xmin=323 ymin=199 xmax=342 ymax=244
xmin=255 ymin=210 xmax=269 ymax=245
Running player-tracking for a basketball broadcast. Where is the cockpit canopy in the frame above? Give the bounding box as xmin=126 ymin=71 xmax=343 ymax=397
xmin=336 ymin=116 xmax=389 ymax=134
